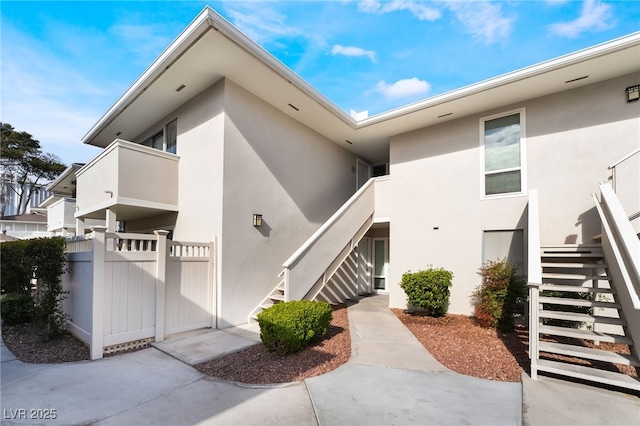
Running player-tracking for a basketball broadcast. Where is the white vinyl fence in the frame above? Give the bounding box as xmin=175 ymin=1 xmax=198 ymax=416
xmin=63 ymin=227 xmax=215 ymax=360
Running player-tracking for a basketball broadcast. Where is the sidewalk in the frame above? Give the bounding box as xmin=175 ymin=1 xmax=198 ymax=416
xmin=1 ymin=294 xmax=639 ymax=425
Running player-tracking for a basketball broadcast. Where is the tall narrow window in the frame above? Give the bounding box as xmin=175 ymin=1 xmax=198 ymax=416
xmin=482 ymin=111 xmax=524 ymax=196
xmin=166 ymin=119 xmax=177 ymax=154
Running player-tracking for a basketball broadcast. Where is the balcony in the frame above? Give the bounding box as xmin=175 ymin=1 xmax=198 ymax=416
xmin=75 ymin=139 xmax=179 ymax=222
xmin=46 ymin=197 xmax=76 ymax=234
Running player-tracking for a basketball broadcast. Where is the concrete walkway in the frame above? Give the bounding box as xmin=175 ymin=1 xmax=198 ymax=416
xmin=1 ymin=294 xmax=639 ymax=425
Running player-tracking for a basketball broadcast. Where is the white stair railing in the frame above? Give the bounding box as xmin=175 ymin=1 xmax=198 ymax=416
xmin=283 ymin=178 xmax=376 ymax=301
xmin=608 ymin=147 xmax=640 ymax=233
xmin=527 ymin=189 xmax=542 ymax=380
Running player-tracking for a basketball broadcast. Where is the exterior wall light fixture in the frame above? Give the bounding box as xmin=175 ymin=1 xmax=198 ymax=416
xmin=626 ymin=85 xmax=639 ymax=102
xmin=253 ymin=214 xmax=263 ymax=227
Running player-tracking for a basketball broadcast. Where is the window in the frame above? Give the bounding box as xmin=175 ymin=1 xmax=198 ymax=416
xmin=140 ymin=119 xmax=177 ymax=153
xmin=481 ymin=111 xmax=525 ymax=197
xmin=482 ymin=230 xmax=524 ymax=274
xmin=166 ymin=119 xmax=177 ymax=154
xmin=142 ymin=131 xmax=164 ymax=150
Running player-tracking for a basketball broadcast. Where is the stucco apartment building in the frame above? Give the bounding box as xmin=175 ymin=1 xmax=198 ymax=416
xmin=69 ymin=7 xmax=639 ymax=386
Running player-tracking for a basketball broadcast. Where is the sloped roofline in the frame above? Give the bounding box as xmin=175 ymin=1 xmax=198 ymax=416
xmin=82 ymin=5 xmax=640 ymax=146
xmin=82 ymin=6 xmax=354 ymax=145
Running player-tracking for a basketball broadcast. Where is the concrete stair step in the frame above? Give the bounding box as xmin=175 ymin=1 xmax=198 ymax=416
xmin=538 ymin=325 xmax=633 ymax=345
xmin=538 ymin=296 xmax=621 ymax=309
xmin=538 ymin=310 xmax=626 ymax=325
xmin=542 ymin=273 xmax=611 ymax=280
xmin=541 ymin=244 xmax=603 ymax=250
xmin=539 ymin=341 xmax=640 ymax=366
xmin=541 ymin=253 xmax=604 ymax=258
xmin=541 ymin=262 xmax=608 ymax=268
xmin=535 ymin=359 xmax=640 ymax=391
xmin=540 ymin=284 xmax=615 ymax=294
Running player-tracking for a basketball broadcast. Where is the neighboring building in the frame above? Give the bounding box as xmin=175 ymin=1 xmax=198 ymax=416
xmin=0 ymin=178 xmax=51 ymax=217
xmin=0 ymin=212 xmax=49 ymax=239
xmin=38 ymin=163 xmax=104 ymax=236
xmin=71 ymin=7 xmax=639 ymax=387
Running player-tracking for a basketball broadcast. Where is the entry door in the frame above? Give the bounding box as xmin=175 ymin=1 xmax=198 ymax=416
xmin=373 ymin=238 xmax=389 ymax=291
xmin=357 ymin=237 xmax=372 ymax=295
xmin=356 ymin=159 xmax=372 ymax=190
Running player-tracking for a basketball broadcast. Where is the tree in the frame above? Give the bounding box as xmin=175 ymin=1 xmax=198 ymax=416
xmin=0 ymin=123 xmax=66 ymax=216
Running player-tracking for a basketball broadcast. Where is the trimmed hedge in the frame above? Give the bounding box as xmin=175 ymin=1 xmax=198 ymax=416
xmin=400 ymin=268 xmax=453 ymax=317
xmin=257 ymin=300 xmax=333 ymax=355
xmin=0 ymin=293 xmax=34 ymax=325
xmin=0 ymin=237 xmax=68 ymax=338
xmin=0 ymin=239 xmax=31 ymax=295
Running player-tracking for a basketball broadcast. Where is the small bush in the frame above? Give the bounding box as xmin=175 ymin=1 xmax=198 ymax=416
xmin=1 ymin=293 xmax=34 ymax=325
xmin=400 ymin=268 xmax=453 ymax=317
xmin=257 ymin=300 xmax=333 ymax=355
xmin=472 ymin=259 xmax=526 ymax=331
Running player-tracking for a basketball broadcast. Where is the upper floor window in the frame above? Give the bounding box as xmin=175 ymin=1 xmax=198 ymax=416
xmin=481 ymin=110 xmax=525 ymax=197
xmin=140 ymin=119 xmax=177 ymax=154
xmin=142 ymin=131 xmax=163 ymax=150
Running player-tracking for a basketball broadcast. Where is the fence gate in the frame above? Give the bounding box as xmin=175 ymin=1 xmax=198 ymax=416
xmin=165 ymin=241 xmax=215 ymax=336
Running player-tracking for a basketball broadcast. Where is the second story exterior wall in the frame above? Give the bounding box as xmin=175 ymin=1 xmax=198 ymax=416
xmin=126 ymin=77 xmax=359 ymax=327
xmin=387 ymin=72 xmax=640 ymax=314
xmin=219 ymin=80 xmax=358 ymax=327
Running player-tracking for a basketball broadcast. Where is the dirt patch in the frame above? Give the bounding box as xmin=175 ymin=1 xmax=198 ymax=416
xmin=2 ymin=323 xmax=89 ymax=363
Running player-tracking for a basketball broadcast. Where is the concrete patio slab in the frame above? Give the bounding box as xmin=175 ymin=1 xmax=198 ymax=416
xmin=1 ymin=349 xmax=202 ymax=425
xmin=522 ymin=372 xmax=640 ymax=426
xmin=306 ymin=363 xmax=522 ymax=426
xmin=152 ymin=328 xmax=259 ymax=365
xmin=96 ymin=377 xmax=317 ymax=425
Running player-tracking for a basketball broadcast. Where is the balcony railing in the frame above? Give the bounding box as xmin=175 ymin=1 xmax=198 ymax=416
xmin=75 ymin=139 xmax=179 ymax=221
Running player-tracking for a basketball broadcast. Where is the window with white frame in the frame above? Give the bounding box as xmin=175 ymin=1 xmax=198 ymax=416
xmin=481 ymin=110 xmax=525 ymax=197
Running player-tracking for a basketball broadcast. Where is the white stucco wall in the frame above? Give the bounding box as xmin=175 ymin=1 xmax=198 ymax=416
xmin=388 ymin=73 xmax=640 ymax=314
xmin=218 ymin=80 xmax=358 ymax=327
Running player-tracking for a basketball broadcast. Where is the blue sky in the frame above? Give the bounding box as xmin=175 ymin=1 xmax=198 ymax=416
xmin=1 ymin=1 xmax=639 ymax=166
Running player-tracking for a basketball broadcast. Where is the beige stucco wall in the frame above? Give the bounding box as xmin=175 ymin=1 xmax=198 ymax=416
xmin=130 ymin=78 xmax=358 ymax=327
xmin=218 ymin=80 xmax=358 ymax=327
xmin=388 ymin=72 xmax=640 ymax=314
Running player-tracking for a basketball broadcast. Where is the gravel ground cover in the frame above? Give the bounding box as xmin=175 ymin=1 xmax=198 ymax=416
xmin=5 ymin=304 xmax=634 ymax=385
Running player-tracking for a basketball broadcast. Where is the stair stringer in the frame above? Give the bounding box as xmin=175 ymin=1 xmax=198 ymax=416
xmin=303 ymin=216 xmax=373 ymax=302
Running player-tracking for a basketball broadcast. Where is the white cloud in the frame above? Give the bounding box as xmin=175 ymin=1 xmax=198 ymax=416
xmin=223 ymin=2 xmax=305 ymax=45
xmin=446 ymin=1 xmax=514 ymax=44
xmin=110 ymin=23 xmax=173 ymax=61
xmin=332 ymin=45 xmax=377 ymax=62
xmin=374 ymin=78 xmax=431 ymax=99
xmin=358 ymin=0 xmax=441 ymax=21
xmin=549 ymin=0 xmax=614 ymax=38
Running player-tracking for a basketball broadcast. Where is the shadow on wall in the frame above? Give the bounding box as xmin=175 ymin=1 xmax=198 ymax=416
xmin=573 ymin=206 xmax=600 ymax=244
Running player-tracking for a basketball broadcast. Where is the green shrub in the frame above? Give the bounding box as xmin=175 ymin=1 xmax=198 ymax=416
xmin=1 ymin=293 xmax=34 ymax=325
xmin=0 ymin=237 xmax=68 ymax=338
xmin=27 ymin=237 xmax=68 ymax=338
xmin=472 ymin=259 xmax=526 ymax=331
xmin=400 ymin=268 xmax=453 ymax=317
xmin=0 ymin=240 xmax=32 ymax=295
xmin=257 ymin=300 xmax=333 ymax=355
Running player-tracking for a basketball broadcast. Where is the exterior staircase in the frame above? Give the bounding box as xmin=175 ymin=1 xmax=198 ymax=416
xmin=249 ymin=275 xmax=286 ymax=321
xmin=530 ymin=244 xmax=640 ymax=391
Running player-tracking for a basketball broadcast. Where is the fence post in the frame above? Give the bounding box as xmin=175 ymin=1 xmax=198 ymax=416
xmin=90 ymin=226 xmax=107 ymax=360
xmin=154 ymin=230 xmax=170 ymax=342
